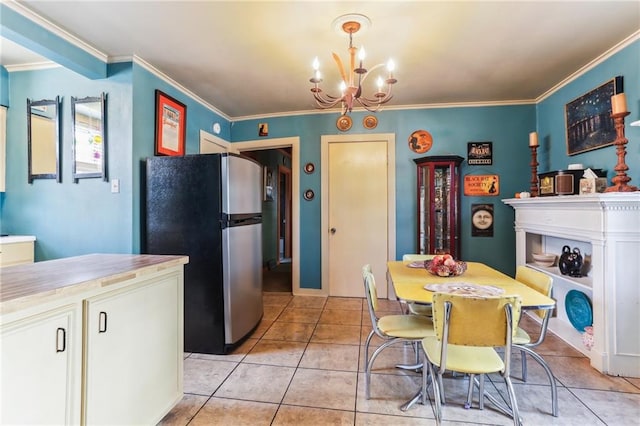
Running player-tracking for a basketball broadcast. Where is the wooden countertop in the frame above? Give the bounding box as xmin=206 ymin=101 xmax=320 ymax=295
xmin=1 ymin=254 xmax=189 ymax=315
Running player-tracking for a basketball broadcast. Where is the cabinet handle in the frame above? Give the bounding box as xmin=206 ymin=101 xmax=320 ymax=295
xmin=56 ymin=327 xmax=66 ymax=353
xmin=98 ymin=311 xmax=108 ymax=333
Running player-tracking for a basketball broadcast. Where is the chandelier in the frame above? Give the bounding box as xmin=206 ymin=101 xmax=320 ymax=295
xmin=310 ymin=14 xmax=397 ymax=115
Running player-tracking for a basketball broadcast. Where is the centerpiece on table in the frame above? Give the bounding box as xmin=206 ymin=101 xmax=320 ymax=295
xmin=425 ymin=254 xmax=467 ymax=277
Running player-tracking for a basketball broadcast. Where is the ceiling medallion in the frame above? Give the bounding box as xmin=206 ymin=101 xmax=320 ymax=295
xmin=310 ymin=13 xmax=397 ymax=116
xmin=336 ymin=115 xmax=353 ymax=132
xmin=363 ymin=115 xmax=378 ymax=129
xmin=408 ymin=130 xmax=433 ymax=153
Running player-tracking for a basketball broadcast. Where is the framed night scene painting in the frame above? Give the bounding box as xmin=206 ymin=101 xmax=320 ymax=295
xmin=565 ymin=76 xmax=623 ymax=156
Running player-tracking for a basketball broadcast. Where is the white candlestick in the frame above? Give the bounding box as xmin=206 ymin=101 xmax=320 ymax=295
xmin=611 ymin=93 xmax=627 ymax=114
xmin=529 ymin=131 xmax=539 ymax=147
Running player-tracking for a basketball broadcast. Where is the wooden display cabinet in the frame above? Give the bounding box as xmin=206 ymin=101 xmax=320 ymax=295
xmin=414 ymin=155 xmax=464 ymax=258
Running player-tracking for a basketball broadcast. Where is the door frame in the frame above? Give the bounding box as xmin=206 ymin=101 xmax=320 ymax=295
xmin=277 ymin=164 xmax=292 ymax=261
xmin=320 ymin=133 xmax=396 ymax=297
xmin=233 ymin=137 xmax=301 ymax=295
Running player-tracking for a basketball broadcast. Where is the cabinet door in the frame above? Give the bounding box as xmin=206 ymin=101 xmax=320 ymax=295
xmin=83 ymin=273 xmax=183 ymax=425
xmin=1 ymin=305 xmax=80 ymax=425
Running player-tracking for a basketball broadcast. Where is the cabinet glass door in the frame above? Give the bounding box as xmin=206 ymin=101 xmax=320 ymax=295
xmin=415 ymin=155 xmax=463 ymax=258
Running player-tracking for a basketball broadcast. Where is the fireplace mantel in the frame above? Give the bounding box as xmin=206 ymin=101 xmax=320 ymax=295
xmin=504 ymin=193 xmax=639 ymax=377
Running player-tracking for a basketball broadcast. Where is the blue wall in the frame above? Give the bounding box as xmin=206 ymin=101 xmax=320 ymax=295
xmin=537 ymin=40 xmax=640 ymax=182
xmin=1 ymin=10 xmax=638 ymax=291
xmin=3 ymin=65 xmax=133 ymax=259
xmin=231 ymin=105 xmax=535 ymax=288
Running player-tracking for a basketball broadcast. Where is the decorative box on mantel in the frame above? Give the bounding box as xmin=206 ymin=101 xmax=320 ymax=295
xmin=503 ymin=193 xmax=640 ymax=377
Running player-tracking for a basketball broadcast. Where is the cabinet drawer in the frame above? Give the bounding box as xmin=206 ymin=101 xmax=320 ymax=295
xmin=0 ymin=241 xmax=35 ymax=267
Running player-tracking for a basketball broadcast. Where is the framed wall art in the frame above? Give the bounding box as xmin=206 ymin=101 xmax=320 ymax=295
xmin=155 ymin=90 xmax=186 ymax=156
xmin=264 ymin=166 xmax=274 ymax=201
xmin=471 ymin=203 xmax=494 ymax=237
xmin=565 ymin=76 xmax=623 ymax=156
xmin=467 ymin=142 xmax=492 ymax=165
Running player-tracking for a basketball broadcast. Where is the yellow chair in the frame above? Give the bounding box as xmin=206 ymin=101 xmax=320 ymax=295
xmin=513 ymin=265 xmax=558 ymax=416
xmin=402 ymin=254 xmax=435 ymax=317
xmin=362 ymin=265 xmax=434 ymax=400
xmin=421 ymin=293 xmax=522 ymax=425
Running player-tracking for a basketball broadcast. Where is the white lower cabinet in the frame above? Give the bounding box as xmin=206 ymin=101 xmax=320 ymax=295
xmin=1 ymin=304 xmax=81 ymax=425
xmin=83 ymin=273 xmax=183 ymax=425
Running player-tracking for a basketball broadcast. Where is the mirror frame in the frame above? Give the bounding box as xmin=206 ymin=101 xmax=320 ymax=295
xmin=71 ymin=93 xmax=107 ymax=182
xmin=27 ymin=96 xmax=61 ymax=183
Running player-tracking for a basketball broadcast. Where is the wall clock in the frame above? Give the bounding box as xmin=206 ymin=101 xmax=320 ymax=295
xmin=408 ymin=129 xmax=433 ymax=153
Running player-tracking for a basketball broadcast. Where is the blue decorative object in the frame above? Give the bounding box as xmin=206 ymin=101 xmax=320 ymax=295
xmin=565 ymin=290 xmax=593 ymax=332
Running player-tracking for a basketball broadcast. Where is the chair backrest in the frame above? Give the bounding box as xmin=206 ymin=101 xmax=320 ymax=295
xmin=516 ymin=265 xmax=553 ymax=319
xmin=402 ymin=254 xmax=435 ymax=261
xmin=431 ymin=293 xmax=522 ymax=347
xmin=362 ymin=266 xmax=381 ymax=330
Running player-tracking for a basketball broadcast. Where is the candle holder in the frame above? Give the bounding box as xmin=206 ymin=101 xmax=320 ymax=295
xmin=530 ymin=145 xmax=539 ymax=197
xmin=605 ymin=111 xmax=638 ymax=192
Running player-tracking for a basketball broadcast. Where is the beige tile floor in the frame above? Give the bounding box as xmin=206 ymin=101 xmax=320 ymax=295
xmin=160 ymin=293 xmax=640 ymax=425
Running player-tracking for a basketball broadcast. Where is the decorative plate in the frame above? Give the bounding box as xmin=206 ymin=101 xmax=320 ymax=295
xmin=336 ymin=115 xmax=353 ymax=132
xmin=304 ymin=162 xmax=315 ymax=174
xmin=408 ymin=129 xmax=433 ymax=153
xmin=565 ymin=290 xmax=593 ymax=332
xmin=363 ymin=115 xmax=378 ymax=129
xmin=303 ymin=189 xmax=315 ymax=201
xmin=424 ymin=283 xmax=505 ymax=297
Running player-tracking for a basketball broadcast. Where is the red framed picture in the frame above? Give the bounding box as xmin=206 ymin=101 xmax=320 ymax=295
xmin=155 ymin=90 xmax=186 ymax=156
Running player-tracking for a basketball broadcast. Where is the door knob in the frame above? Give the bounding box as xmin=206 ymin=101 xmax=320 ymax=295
xmin=330 ymin=228 xmax=336 ymax=234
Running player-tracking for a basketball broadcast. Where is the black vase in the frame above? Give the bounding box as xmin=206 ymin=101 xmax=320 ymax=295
xmin=559 ymin=245 xmax=583 ymax=277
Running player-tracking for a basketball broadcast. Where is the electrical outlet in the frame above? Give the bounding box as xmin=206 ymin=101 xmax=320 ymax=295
xmin=111 ymin=178 xmax=120 ymax=193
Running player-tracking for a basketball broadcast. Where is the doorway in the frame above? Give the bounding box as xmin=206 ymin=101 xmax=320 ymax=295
xmin=321 ymin=133 xmax=396 ymax=298
xmin=240 ymin=147 xmax=294 ymax=293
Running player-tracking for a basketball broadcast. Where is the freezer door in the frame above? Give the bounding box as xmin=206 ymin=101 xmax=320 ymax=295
xmin=222 ymin=222 xmax=263 ymax=344
xmin=221 ymin=154 xmax=262 ymax=214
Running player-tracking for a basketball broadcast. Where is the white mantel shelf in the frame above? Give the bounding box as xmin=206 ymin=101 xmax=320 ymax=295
xmin=503 ymin=193 xmax=640 ymax=378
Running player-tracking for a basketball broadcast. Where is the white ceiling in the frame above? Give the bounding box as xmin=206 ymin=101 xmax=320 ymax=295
xmin=2 ymin=1 xmax=639 ymax=120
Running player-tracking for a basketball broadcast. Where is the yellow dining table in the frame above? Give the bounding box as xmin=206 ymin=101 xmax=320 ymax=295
xmin=387 ymin=260 xmax=555 ymax=310
xmin=388 ymin=260 xmax=556 ymax=413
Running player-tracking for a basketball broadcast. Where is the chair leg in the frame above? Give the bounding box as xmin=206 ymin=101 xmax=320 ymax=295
xmin=465 ymin=373 xmax=475 ymax=409
xmin=365 ymin=339 xmax=398 ymax=399
xmin=517 ymin=345 xmax=558 ymax=417
xmin=478 ymin=374 xmax=485 ymax=410
xmin=520 ymin=348 xmax=528 ymax=382
xmin=428 ymin=362 xmax=442 ymax=425
xmin=504 ymin=375 xmax=522 ymax=426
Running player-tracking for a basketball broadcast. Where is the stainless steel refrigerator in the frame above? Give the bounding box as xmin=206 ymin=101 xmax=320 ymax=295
xmin=142 ymin=153 xmax=263 ymax=354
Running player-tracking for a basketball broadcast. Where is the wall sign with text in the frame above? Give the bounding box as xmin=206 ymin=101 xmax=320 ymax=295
xmin=464 ymin=174 xmax=499 ymax=196
xmin=467 ymin=142 xmax=493 ymax=165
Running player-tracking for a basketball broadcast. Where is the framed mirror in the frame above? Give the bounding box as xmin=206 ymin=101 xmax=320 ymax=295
xmin=27 ymin=96 xmax=61 ymax=183
xmin=72 ymin=93 xmax=107 ymax=182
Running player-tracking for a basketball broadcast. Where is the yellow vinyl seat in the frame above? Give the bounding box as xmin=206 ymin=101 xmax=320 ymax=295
xmin=512 ymin=265 xmax=558 ymax=417
xmin=421 ymin=292 xmax=523 ymax=426
xmin=362 ymin=265 xmax=434 ymax=400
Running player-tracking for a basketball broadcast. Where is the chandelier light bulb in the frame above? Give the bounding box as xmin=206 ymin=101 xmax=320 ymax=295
xmin=358 ymin=47 xmax=366 ymax=61
xmin=339 ymin=81 xmax=347 ymax=93
xmin=313 ymin=57 xmax=320 ymax=71
xmin=387 ymin=59 xmax=395 ymax=73
xmin=377 ymin=76 xmax=384 ymax=90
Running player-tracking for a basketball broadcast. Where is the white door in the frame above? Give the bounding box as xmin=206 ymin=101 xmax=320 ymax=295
xmin=199 ymin=129 xmax=231 ymax=153
xmin=322 ymin=135 xmax=395 ymax=298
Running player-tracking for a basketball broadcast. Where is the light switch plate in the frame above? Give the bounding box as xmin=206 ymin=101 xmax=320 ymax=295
xmin=111 ymin=178 xmax=120 ymax=193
